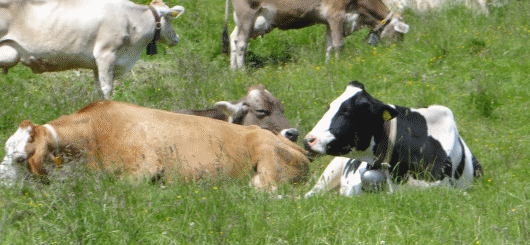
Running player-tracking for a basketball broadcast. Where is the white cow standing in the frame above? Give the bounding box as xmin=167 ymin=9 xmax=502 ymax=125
xmin=0 ymin=0 xmax=184 ymax=99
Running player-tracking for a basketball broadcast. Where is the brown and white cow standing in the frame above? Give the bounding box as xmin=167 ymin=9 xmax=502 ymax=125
xmin=0 ymin=101 xmax=310 ymax=190
xmin=0 ymin=0 xmax=184 ymax=99
xmin=174 ymin=84 xmax=299 ymax=142
xmin=223 ymin=0 xmax=410 ymax=69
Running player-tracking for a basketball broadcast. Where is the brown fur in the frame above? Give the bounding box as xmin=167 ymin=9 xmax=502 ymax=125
xmin=22 ymin=101 xmax=310 ymax=189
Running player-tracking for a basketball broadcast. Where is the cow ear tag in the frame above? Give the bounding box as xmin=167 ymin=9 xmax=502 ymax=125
xmin=172 ymin=11 xmax=179 ymax=18
xmin=55 ymin=156 xmax=63 ymax=166
xmin=382 ymin=110 xmax=392 ymax=121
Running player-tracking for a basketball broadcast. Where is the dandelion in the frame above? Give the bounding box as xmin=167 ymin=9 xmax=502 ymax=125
xmin=316 ymin=67 xmax=320 ymax=71
xmin=488 ymin=179 xmax=492 ymax=182
xmin=213 ymin=186 xmax=218 ymax=190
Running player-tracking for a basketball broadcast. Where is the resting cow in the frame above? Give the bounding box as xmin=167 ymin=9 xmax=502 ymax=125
xmin=0 ymin=0 xmax=184 ymax=99
xmin=0 ymin=101 xmax=310 ymax=190
xmin=303 ymin=81 xmax=482 ymax=197
xmin=224 ymin=0 xmax=410 ymax=69
xmin=174 ymin=84 xmax=299 ymax=142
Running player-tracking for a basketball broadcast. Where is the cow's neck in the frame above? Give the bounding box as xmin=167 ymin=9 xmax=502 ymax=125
xmin=372 ymin=117 xmax=397 ymax=169
xmin=122 ymin=4 xmax=160 ymax=47
xmin=45 ymin=116 xmax=94 ymax=157
xmin=359 ymin=0 xmax=391 ymax=30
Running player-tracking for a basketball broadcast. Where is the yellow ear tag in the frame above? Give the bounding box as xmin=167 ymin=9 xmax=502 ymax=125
xmin=381 ymin=19 xmax=386 ymax=25
xmin=382 ymin=110 xmax=392 ymax=121
xmin=172 ymin=11 xmax=178 ymax=18
xmin=55 ymin=156 xmax=63 ymax=166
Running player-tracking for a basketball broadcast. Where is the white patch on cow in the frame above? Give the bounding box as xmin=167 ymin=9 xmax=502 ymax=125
xmin=317 ymin=4 xmax=329 ymax=19
xmin=453 ymin=137 xmax=475 ymax=189
xmin=304 ymin=157 xmax=349 ymax=198
xmin=344 ymin=13 xmax=360 ymax=36
xmin=43 ymin=124 xmax=59 ymax=148
xmin=1 ymin=126 xmax=32 ymax=184
xmin=306 ymin=85 xmax=363 ymax=154
xmin=247 ymin=89 xmax=261 ymax=100
xmin=340 ymin=161 xmax=368 ymax=196
xmin=412 ymin=106 xmax=458 ymax=159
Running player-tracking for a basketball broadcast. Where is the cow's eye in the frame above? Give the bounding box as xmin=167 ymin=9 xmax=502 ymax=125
xmin=14 ymin=155 xmax=26 ymax=163
xmin=255 ymin=109 xmax=270 ymax=118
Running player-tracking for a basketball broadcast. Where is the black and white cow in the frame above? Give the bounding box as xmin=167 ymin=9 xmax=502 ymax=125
xmin=303 ymin=81 xmax=482 ymax=197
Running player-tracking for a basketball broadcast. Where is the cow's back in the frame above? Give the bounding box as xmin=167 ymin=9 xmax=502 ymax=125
xmin=76 ymin=101 xmax=308 ymax=182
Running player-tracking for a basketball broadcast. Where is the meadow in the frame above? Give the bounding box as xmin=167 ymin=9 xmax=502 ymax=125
xmin=1 ymin=0 xmax=529 ymax=243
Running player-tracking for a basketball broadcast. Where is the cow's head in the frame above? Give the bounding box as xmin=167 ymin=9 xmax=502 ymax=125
xmin=1 ymin=121 xmax=58 ymax=184
xmin=149 ymin=0 xmax=185 ymax=47
xmin=215 ymin=85 xmax=299 ymax=142
xmin=379 ymin=13 xmax=409 ymax=42
xmin=349 ymin=0 xmax=409 ymax=46
xmin=303 ymin=81 xmax=398 ymax=156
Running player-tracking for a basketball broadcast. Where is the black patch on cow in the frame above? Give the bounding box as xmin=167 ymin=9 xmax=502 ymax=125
xmin=454 ymin=137 xmax=467 ymax=180
xmin=389 ymin=105 xmax=452 ymax=182
xmin=342 ymin=159 xmax=363 ymax=176
xmin=349 ymin=81 xmax=365 ymax=90
xmin=472 ymin=154 xmax=483 ymax=178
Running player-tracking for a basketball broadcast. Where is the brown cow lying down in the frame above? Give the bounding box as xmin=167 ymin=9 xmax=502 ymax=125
xmin=174 ymin=84 xmax=299 ymax=142
xmin=0 ymin=101 xmax=310 ymax=190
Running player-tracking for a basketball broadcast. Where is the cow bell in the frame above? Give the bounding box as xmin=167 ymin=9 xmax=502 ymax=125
xmin=367 ymin=32 xmax=379 ymax=47
xmin=361 ymin=170 xmax=386 ymax=192
xmin=146 ymin=42 xmax=158 ymax=55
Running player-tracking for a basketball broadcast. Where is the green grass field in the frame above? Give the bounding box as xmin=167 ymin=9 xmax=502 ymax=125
xmin=1 ymin=0 xmax=529 ymax=243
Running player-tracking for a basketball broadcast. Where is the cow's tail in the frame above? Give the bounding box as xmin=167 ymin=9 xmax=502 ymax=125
xmin=472 ymin=154 xmax=483 ymax=178
xmin=221 ymin=0 xmax=230 ymax=54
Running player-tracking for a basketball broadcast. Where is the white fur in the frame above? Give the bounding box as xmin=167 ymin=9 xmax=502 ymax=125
xmin=1 ymin=126 xmax=32 ymax=184
xmin=306 ymin=85 xmax=363 ymax=154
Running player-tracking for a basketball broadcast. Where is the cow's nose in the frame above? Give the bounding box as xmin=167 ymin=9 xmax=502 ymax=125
xmin=282 ymin=128 xmax=299 ymax=142
xmin=303 ymin=135 xmax=317 ymax=149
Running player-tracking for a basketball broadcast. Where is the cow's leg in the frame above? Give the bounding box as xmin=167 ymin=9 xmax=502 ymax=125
xmin=304 ymin=157 xmax=350 ymax=198
xmin=230 ymin=8 xmax=255 ymax=70
xmin=229 ymin=26 xmax=240 ymax=70
xmin=327 ymin=12 xmax=346 ymax=61
xmin=94 ymin=52 xmax=116 ymax=100
xmin=324 ymin=27 xmax=334 ymax=63
xmin=340 ymin=160 xmax=368 ymax=197
xmin=0 ymin=43 xmax=21 ymax=74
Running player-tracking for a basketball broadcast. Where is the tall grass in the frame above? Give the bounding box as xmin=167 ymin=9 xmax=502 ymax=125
xmin=1 ymin=0 xmax=529 ymax=243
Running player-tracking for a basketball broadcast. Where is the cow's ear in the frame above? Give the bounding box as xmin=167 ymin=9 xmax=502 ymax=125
xmin=214 ymin=101 xmax=249 ymax=116
xmin=394 ymin=22 xmax=409 ymax=34
xmin=379 ymin=105 xmax=398 ymax=122
xmin=160 ymin=6 xmax=185 ymax=19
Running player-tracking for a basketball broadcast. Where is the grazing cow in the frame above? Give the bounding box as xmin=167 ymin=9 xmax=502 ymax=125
xmin=174 ymin=84 xmax=299 ymax=142
xmin=0 ymin=0 xmax=184 ymax=99
xmin=0 ymin=101 xmax=310 ymax=190
xmin=383 ymin=0 xmax=489 ymax=15
xmin=224 ymin=0 xmax=410 ymax=69
xmin=303 ymin=81 xmax=482 ymax=197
